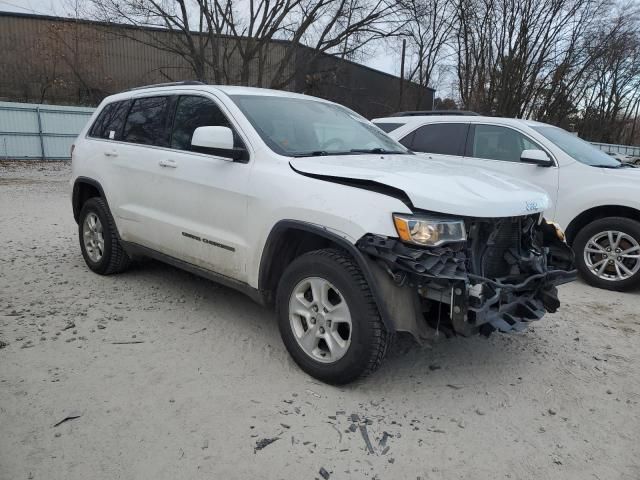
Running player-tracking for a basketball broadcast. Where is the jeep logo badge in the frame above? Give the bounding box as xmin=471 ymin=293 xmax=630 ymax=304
xmin=526 ymin=201 xmax=540 ymax=212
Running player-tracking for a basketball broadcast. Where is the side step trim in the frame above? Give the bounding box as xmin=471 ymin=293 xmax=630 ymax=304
xmin=121 ymin=241 xmax=267 ymax=306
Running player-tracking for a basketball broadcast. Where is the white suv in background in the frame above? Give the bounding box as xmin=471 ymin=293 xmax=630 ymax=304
xmin=71 ymin=83 xmax=574 ymax=384
xmin=374 ymin=114 xmax=640 ymax=291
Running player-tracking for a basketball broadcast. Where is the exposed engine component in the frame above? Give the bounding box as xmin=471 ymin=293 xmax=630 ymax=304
xmin=357 ymin=216 xmax=576 ymax=336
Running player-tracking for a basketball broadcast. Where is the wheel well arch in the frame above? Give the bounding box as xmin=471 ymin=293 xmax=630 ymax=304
xmin=257 ymin=220 xmax=395 ymax=331
xmin=258 ymin=222 xmax=348 ymax=300
xmin=565 ymin=205 xmax=640 ymax=244
xmin=72 ymin=177 xmax=105 ymax=223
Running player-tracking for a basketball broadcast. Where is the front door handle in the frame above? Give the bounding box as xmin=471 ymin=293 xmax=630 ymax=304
xmin=159 ymin=159 xmax=177 ymax=168
xmin=104 ymin=150 xmax=118 ymax=157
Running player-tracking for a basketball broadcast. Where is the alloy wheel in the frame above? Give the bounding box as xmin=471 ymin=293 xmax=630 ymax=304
xmin=83 ymin=212 xmax=105 ymax=263
xmin=288 ymin=277 xmax=352 ymax=363
xmin=584 ymin=230 xmax=640 ymax=281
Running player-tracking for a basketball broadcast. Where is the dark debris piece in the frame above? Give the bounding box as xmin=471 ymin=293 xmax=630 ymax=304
xmin=53 ymin=413 xmax=82 ymax=428
xmin=379 ymin=431 xmax=392 ymax=448
xmin=62 ymin=322 xmax=75 ymax=331
xmin=319 ymin=467 xmax=331 ymax=479
xmin=254 ymin=437 xmax=279 ymax=453
xmin=359 ymin=425 xmax=375 ymax=455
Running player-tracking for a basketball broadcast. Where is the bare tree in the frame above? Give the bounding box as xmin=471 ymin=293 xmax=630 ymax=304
xmin=577 ymin=14 xmax=640 ymax=143
xmin=394 ymin=0 xmax=456 ymax=107
xmin=453 ymin=0 xmax=610 ymax=117
xmin=85 ymin=0 xmax=399 ymax=89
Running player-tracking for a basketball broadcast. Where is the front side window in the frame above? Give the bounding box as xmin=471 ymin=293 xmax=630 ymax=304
xmin=471 ymin=124 xmax=542 ymax=162
xmin=122 ymin=96 xmax=171 ymax=147
xmin=229 ymin=95 xmax=408 ymax=157
xmin=88 ymin=100 xmax=130 ymax=140
xmin=405 ymin=123 xmax=468 ymax=156
xmin=532 ymin=125 xmax=620 ymax=168
xmin=171 ymin=95 xmax=232 ymax=151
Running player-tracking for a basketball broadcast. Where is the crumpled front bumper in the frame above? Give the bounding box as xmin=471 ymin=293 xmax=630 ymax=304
xmin=356 ymin=221 xmax=576 ymax=337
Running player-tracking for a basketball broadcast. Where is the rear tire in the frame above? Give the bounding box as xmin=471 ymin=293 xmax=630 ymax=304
xmin=276 ymin=249 xmax=389 ymax=384
xmin=78 ymin=197 xmax=130 ymax=275
xmin=573 ymin=217 xmax=640 ymax=291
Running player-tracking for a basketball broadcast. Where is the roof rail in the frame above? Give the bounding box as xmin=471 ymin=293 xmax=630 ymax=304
xmin=392 ymin=110 xmax=480 ymax=117
xmin=128 ymin=81 xmax=206 ymax=91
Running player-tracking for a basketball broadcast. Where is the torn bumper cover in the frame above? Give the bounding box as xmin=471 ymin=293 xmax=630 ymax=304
xmin=357 ymin=217 xmax=577 ymax=337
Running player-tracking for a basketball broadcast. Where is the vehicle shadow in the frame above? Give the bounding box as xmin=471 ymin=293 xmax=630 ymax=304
xmin=122 ymin=258 xmax=555 ymax=391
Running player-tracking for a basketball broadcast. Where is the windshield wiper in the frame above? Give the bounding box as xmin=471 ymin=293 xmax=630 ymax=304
xmin=350 ymin=148 xmax=405 ymax=154
xmin=291 ymin=150 xmax=367 ymax=157
xmin=595 ymin=163 xmax=625 ymax=169
xmin=291 ymin=150 xmax=330 ymax=157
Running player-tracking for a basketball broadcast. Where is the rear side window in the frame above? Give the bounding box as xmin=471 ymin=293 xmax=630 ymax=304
xmin=404 ymin=123 xmax=468 ymax=156
xmin=171 ymin=95 xmax=232 ymax=151
xmin=374 ymin=122 xmax=405 ymax=133
xmin=122 ymin=96 xmax=171 ymax=146
xmin=88 ymin=101 xmax=130 ymax=140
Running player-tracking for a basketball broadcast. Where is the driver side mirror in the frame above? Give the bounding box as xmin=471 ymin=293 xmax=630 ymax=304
xmin=191 ymin=126 xmax=248 ymax=162
xmin=521 ymin=149 xmax=552 ymax=167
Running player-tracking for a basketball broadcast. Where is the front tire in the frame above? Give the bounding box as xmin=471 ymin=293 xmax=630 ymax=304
xmin=78 ymin=197 xmax=130 ymax=275
xmin=573 ymin=217 xmax=640 ymax=291
xmin=276 ymin=249 xmax=389 ymax=384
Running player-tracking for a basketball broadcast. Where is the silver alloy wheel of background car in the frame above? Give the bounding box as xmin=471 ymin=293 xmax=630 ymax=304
xmin=288 ymin=276 xmax=352 ymax=363
xmin=584 ymin=230 xmax=640 ymax=281
xmin=83 ymin=212 xmax=105 ymax=263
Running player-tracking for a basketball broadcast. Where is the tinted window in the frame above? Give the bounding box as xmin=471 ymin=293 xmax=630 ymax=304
xmin=122 ymin=96 xmax=171 ymax=146
xmin=471 ymin=124 xmax=542 ymax=162
xmin=532 ymin=125 xmax=619 ymax=167
xmin=375 ymin=122 xmax=405 ymax=133
xmin=88 ymin=101 xmax=129 ymax=140
xmin=171 ymin=96 xmax=231 ymax=151
xmin=406 ymin=123 xmax=467 ymax=155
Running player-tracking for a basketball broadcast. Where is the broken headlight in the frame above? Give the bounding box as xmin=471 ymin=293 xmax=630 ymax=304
xmin=393 ymin=214 xmax=466 ymax=247
xmin=545 ymin=220 xmax=566 ymax=242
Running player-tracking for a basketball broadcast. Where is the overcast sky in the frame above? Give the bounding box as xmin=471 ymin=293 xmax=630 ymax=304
xmin=0 ymin=0 xmax=400 ymax=76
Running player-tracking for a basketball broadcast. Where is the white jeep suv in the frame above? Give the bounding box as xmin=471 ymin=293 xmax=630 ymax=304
xmin=374 ymin=114 xmax=640 ymax=291
xmin=71 ymin=82 xmax=575 ymax=384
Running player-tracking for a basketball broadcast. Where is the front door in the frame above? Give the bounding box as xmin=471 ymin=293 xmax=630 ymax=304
xmin=148 ymin=94 xmax=251 ymax=281
xmin=463 ymin=124 xmax=560 ymax=219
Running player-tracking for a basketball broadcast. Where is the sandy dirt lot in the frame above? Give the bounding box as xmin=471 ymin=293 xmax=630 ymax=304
xmin=1 ymin=161 xmax=639 ymax=480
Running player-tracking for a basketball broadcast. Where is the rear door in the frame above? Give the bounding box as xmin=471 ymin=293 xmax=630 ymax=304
xmin=399 ymin=122 xmax=469 ymax=166
xmin=464 ymin=123 xmax=560 ymax=217
xmin=108 ymin=95 xmax=175 ymax=245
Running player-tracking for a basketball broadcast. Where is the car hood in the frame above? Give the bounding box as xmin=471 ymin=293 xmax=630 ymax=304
xmin=601 ymin=165 xmax=640 ymax=178
xmin=290 ymin=154 xmax=550 ymax=218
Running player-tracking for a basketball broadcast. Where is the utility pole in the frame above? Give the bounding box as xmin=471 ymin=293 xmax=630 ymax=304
xmin=399 ymin=39 xmax=406 ymax=110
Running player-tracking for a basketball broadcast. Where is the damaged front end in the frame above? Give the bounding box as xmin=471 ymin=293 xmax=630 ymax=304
xmin=357 ymin=215 xmax=576 ymax=339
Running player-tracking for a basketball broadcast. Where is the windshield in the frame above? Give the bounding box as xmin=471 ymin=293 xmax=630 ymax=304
xmin=532 ymin=125 xmax=621 ymax=167
xmin=229 ymin=94 xmax=409 ymax=157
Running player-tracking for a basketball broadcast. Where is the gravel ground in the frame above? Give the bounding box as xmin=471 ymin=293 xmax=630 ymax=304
xmin=1 ymin=161 xmax=639 ymax=480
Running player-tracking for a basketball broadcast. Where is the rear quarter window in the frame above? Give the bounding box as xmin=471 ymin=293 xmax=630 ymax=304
xmin=88 ymin=100 xmax=130 ymax=140
xmin=404 ymin=123 xmax=468 ymax=156
xmin=374 ymin=122 xmax=405 ymax=133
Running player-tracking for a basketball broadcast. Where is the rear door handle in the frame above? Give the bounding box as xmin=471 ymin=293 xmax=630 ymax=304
xmin=104 ymin=150 xmax=118 ymax=157
xmin=159 ymin=159 xmax=177 ymax=168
